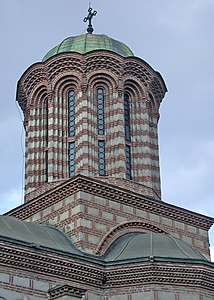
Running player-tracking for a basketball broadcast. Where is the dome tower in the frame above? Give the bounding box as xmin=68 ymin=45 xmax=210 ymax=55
xmin=17 ymin=31 xmax=167 ymax=199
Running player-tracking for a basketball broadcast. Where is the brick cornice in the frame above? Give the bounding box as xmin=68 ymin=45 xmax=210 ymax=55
xmin=17 ymin=50 xmax=167 ymax=114
xmin=48 ymin=285 xmax=87 ymax=299
xmin=0 ymin=242 xmax=104 ymax=287
xmin=6 ymin=175 xmax=214 ymax=230
xmin=0 ymin=241 xmax=214 ymax=292
xmin=104 ymin=263 xmax=214 ymax=291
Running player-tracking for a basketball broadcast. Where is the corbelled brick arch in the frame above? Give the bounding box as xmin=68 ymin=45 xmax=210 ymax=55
xmin=53 ymin=74 xmax=80 ymax=96
xmin=29 ymin=84 xmax=48 ymax=107
xmin=87 ymin=71 xmax=118 ymax=96
xmin=17 ymin=63 xmax=47 ymax=112
xmin=123 ymin=57 xmax=166 ymax=104
xmin=24 ymin=84 xmax=48 ymax=129
xmin=22 ymin=64 xmax=47 ymax=99
xmin=95 ymin=220 xmax=165 ymax=255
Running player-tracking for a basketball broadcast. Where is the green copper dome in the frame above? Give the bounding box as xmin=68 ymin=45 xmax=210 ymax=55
xmin=43 ymin=34 xmax=134 ymax=61
xmin=103 ymin=232 xmax=207 ymax=262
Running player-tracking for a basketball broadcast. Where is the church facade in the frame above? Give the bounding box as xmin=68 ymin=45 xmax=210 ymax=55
xmin=0 ymin=13 xmax=214 ymax=300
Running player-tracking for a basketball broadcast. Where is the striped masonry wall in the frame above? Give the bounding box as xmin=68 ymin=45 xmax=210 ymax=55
xmin=18 ymin=51 xmax=166 ymax=198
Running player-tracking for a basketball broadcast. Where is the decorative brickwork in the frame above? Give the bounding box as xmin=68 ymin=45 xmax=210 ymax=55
xmin=97 ymin=176 xmax=161 ymax=200
xmin=48 ymin=285 xmax=86 ymax=299
xmin=7 ymin=175 xmax=213 ymax=230
xmin=25 ymin=179 xmax=66 ymax=202
xmin=5 ymin=32 xmax=213 ymax=300
xmin=6 ymin=175 xmax=213 ymax=257
xmin=0 ymin=240 xmax=214 ymax=299
xmin=95 ymin=221 xmax=166 ymax=255
xmin=17 ymin=50 xmax=167 ymax=197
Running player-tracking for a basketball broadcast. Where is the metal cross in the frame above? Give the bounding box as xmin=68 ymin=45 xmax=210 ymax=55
xmin=83 ymin=6 xmax=97 ymax=34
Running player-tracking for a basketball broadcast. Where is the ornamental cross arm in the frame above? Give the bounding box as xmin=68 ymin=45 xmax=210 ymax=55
xmin=83 ymin=6 xmax=97 ymax=34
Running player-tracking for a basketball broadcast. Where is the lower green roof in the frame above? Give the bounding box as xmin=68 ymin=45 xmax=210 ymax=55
xmin=0 ymin=216 xmax=208 ymax=265
xmin=104 ymin=232 xmax=207 ymax=262
xmin=0 ymin=215 xmax=82 ymax=255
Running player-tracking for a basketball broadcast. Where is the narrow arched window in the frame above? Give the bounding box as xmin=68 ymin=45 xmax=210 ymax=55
xmin=98 ymin=140 xmax=106 ymax=176
xmin=97 ymin=88 xmax=104 ymax=135
xmin=44 ymin=99 xmax=48 ymax=182
xmin=45 ymin=100 xmax=49 ymax=145
xmin=45 ymin=150 xmax=48 ymax=182
xmin=124 ymin=93 xmax=131 ymax=142
xmin=124 ymin=93 xmax=132 ymax=179
xmin=69 ymin=142 xmax=75 ymax=177
xmin=68 ymin=90 xmax=75 ymax=137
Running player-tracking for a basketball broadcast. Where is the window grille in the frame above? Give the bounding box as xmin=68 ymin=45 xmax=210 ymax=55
xmin=98 ymin=140 xmax=105 ymax=176
xmin=124 ymin=93 xmax=131 ymax=142
xmin=125 ymin=145 xmax=132 ymax=179
xmin=97 ymin=88 xmax=105 ymax=135
xmin=68 ymin=90 xmax=75 ymax=137
xmin=45 ymin=150 xmax=48 ymax=182
xmin=69 ymin=142 xmax=75 ymax=177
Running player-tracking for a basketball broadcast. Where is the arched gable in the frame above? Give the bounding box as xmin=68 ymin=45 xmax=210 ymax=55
xmin=95 ymin=220 xmax=165 ymax=255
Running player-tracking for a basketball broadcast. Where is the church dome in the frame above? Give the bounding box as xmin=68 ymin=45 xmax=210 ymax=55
xmin=104 ymin=232 xmax=207 ymax=262
xmin=42 ymin=34 xmax=134 ymax=61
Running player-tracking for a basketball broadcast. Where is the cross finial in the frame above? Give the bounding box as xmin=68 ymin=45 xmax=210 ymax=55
xmin=83 ymin=6 xmax=97 ymax=34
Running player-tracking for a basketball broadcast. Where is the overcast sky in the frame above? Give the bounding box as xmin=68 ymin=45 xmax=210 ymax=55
xmin=0 ymin=0 xmax=213 ymax=259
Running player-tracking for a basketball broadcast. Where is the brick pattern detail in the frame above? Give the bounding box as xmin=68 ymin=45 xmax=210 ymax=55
xmin=96 ymin=176 xmax=161 ymax=200
xmin=95 ymin=221 xmax=166 ymax=255
xmin=0 ymin=241 xmax=214 ymax=298
xmin=17 ymin=51 xmax=167 ymax=197
xmin=48 ymin=285 xmax=86 ymax=299
xmin=7 ymin=175 xmax=213 ymax=230
xmin=25 ymin=179 xmax=66 ymax=202
xmin=7 ymin=176 xmax=213 ymax=258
